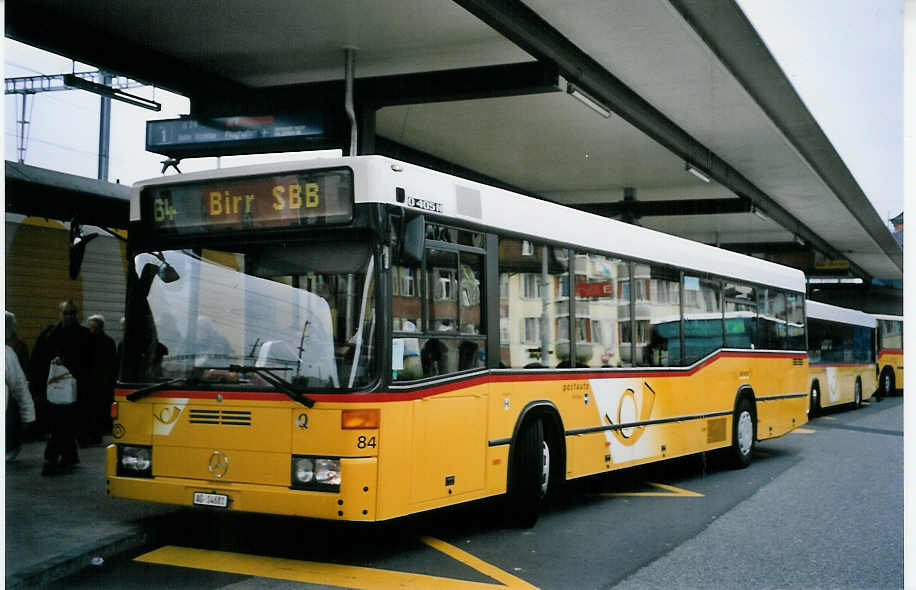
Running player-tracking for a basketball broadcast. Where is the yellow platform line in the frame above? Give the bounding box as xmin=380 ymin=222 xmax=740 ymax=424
xmin=422 ymin=536 xmax=538 ymax=590
xmin=791 ymin=428 xmax=816 ymax=434
xmin=602 ymin=481 xmax=704 ymax=497
xmin=136 ymin=545 xmax=511 ymax=589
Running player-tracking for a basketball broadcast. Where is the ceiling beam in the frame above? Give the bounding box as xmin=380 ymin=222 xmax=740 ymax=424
xmin=716 ymin=241 xmax=810 ymax=255
xmin=191 ymin=61 xmax=561 ymax=116
xmin=572 ymin=198 xmax=752 ymax=219
xmin=452 ymin=0 xmax=872 ymax=282
xmin=5 ymin=2 xmax=246 ymax=102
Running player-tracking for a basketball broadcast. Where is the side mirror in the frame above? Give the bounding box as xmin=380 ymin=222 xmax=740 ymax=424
xmin=400 ymin=214 xmax=425 ymax=266
xmin=68 ymin=220 xmax=99 ymax=280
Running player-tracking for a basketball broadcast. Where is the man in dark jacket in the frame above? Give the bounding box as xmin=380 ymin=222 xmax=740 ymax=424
xmin=31 ymin=300 xmax=93 ymax=475
xmin=86 ymin=314 xmax=117 ymax=445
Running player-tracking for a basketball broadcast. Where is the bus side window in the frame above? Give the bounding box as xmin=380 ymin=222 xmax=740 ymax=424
xmin=724 ymin=282 xmax=756 ymax=349
xmin=756 ymin=288 xmax=786 ymax=350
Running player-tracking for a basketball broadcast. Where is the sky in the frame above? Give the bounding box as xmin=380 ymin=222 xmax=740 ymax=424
xmin=2 ymin=2 xmax=906 ymax=222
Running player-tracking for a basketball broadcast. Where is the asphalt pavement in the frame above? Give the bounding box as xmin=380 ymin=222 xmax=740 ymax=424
xmin=611 ymin=396 xmax=904 ymax=590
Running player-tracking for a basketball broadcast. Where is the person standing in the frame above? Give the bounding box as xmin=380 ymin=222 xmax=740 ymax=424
xmin=5 ymin=312 xmax=29 ymax=371
xmin=6 ymin=312 xmax=38 ymax=435
xmin=31 ymin=300 xmax=93 ymax=475
xmin=6 ymin=344 xmax=35 ymax=461
xmin=86 ymin=314 xmax=117 ymax=444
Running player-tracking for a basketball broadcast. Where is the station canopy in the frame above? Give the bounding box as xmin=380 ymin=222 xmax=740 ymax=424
xmin=6 ymin=0 xmax=902 ymax=282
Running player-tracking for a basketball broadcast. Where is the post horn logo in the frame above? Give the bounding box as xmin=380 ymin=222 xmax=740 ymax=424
xmin=605 ymin=381 xmax=656 ymax=446
xmin=208 ymin=450 xmax=229 ymax=478
xmin=155 ymin=406 xmax=182 ymax=425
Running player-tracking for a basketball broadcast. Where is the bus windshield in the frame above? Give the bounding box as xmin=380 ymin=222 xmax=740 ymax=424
xmin=121 ymin=239 xmax=377 ymax=391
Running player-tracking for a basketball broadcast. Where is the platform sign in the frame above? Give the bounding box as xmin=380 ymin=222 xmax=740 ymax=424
xmin=146 ymin=113 xmax=335 ymax=157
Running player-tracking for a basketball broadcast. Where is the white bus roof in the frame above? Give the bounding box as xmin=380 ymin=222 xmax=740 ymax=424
xmin=872 ymin=313 xmax=903 ymax=322
xmin=132 ymin=155 xmax=806 ymax=293
xmin=806 ymin=300 xmax=877 ymax=328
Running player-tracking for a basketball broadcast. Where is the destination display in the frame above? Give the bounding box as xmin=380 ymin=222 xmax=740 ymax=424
xmin=143 ymin=168 xmax=353 ymax=234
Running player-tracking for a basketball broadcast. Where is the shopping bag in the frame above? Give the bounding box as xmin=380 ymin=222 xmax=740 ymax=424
xmin=46 ymin=363 xmax=77 ymax=405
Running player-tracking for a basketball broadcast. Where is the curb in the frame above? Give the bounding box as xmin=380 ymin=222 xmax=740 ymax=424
xmin=5 ymin=529 xmax=147 ymax=589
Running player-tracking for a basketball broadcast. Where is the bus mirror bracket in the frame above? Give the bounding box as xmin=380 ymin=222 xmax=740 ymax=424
xmin=69 ymin=219 xmax=128 ymax=279
xmin=69 ymin=219 xmax=99 ymax=280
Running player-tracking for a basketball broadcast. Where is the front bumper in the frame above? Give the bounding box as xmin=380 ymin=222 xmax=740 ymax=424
xmin=105 ymin=445 xmax=378 ymax=521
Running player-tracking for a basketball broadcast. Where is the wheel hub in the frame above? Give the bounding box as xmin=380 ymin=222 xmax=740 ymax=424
xmin=540 ymin=441 xmax=550 ymax=496
xmin=737 ymin=411 xmax=753 ymax=455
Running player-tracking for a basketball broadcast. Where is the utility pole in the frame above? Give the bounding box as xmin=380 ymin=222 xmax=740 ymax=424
xmin=97 ymin=71 xmax=112 ymax=181
xmin=5 ymin=70 xmax=157 ymax=172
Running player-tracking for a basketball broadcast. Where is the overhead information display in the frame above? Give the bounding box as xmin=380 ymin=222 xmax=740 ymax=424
xmin=146 ymin=113 xmax=335 ymax=157
xmin=142 ymin=168 xmax=353 ymax=234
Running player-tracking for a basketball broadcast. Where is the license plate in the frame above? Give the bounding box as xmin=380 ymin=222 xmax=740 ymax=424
xmin=193 ymin=492 xmax=228 ymax=508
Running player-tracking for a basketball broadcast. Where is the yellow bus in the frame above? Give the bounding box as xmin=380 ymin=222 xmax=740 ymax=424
xmin=874 ymin=314 xmax=903 ymax=397
xmin=107 ymin=156 xmax=808 ymax=526
xmin=805 ymin=301 xmax=876 ymax=414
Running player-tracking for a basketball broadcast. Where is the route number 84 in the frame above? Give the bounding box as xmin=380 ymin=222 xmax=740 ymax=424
xmin=357 ymin=436 xmax=377 ymax=449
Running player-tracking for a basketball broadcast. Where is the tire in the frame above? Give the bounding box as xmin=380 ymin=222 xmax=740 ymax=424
xmin=809 ymin=382 xmax=821 ymax=418
xmin=505 ymin=418 xmax=549 ymax=528
xmin=729 ymin=398 xmax=756 ymax=469
xmin=879 ymin=367 xmax=896 ymax=398
xmin=853 ymin=378 xmax=863 ymax=409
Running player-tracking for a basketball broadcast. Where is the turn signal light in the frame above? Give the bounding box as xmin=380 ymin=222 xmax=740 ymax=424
xmin=341 ymin=409 xmax=380 ymax=429
xmin=110 ymin=402 xmax=119 ymax=419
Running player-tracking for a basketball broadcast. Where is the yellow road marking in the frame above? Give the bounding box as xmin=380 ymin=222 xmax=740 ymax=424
xmin=422 ymin=537 xmax=538 ymax=590
xmin=602 ymin=481 xmax=703 ymax=497
xmin=136 ymin=541 xmax=540 ymax=590
xmin=136 ymin=545 xmax=508 ymax=589
xmin=791 ymin=428 xmax=816 ymax=434
xmin=821 ymin=416 xmax=838 ymax=420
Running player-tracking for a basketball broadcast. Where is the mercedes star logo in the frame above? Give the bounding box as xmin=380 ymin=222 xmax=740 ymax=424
xmin=208 ymin=450 xmax=229 ymax=478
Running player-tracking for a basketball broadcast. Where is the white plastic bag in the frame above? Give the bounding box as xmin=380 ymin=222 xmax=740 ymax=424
xmin=46 ymin=363 xmax=77 ymax=405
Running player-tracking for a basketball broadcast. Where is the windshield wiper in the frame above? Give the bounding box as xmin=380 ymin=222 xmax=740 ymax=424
xmin=125 ymin=365 xmax=316 ymax=408
xmin=127 ymin=375 xmax=199 ymax=402
xmin=225 ymin=364 xmax=316 ymax=408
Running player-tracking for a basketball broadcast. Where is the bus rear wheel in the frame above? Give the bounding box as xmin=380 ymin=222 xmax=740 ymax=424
xmin=853 ymin=378 xmax=863 ymax=408
xmin=729 ymin=398 xmax=755 ymax=469
xmin=809 ymin=382 xmax=821 ymax=417
xmin=879 ymin=367 xmax=896 ymax=398
xmin=505 ymin=418 xmax=549 ymax=528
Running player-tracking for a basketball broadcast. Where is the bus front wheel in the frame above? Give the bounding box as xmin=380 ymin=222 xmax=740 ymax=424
xmin=853 ymin=378 xmax=863 ymax=408
xmin=505 ymin=418 xmax=549 ymax=528
xmin=729 ymin=398 xmax=756 ymax=469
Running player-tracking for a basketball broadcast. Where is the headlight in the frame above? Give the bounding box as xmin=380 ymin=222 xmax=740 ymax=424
xmin=291 ymin=455 xmax=340 ymax=491
xmin=117 ymin=444 xmax=153 ymax=477
xmin=315 ymin=459 xmax=341 ymax=485
xmin=293 ymin=457 xmax=314 ymax=483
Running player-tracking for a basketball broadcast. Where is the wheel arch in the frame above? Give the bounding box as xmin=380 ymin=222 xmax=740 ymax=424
xmin=734 ymin=384 xmax=757 ymax=419
xmin=508 ymin=400 xmax=566 ymax=488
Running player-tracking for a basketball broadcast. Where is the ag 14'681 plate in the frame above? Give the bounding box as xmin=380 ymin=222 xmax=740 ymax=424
xmin=193 ymin=492 xmax=229 ymax=508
